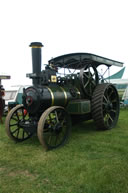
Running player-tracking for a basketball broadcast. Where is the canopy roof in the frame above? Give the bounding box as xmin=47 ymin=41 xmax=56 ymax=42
xmin=49 ymin=53 xmax=123 ymax=69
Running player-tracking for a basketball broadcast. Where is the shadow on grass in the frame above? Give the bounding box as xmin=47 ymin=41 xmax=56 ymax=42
xmin=72 ymin=119 xmax=99 ymax=134
xmin=1 ymin=118 xmax=108 ymax=151
xmin=6 ymin=121 xmax=97 ymax=151
xmin=20 ymin=135 xmax=41 ymax=147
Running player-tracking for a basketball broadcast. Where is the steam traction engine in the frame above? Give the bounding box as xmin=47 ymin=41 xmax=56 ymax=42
xmin=5 ymin=42 xmax=123 ymax=150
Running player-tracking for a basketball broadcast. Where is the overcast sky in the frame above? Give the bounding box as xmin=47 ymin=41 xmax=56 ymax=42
xmin=0 ymin=0 xmax=128 ymax=88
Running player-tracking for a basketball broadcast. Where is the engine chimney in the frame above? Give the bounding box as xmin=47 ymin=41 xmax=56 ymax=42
xmin=29 ymin=42 xmax=43 ymax=85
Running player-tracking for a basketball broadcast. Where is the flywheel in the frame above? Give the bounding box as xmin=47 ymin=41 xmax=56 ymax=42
xmin=80 ymin=64 xmax=99 ymax=97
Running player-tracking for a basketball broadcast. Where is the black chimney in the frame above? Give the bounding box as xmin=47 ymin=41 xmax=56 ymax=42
xmin=29 ymin=42 xmax=43 ymax=85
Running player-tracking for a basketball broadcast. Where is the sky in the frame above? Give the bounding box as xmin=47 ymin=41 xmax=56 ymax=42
xmin=0 ymin=0 xmax=128 ymax=88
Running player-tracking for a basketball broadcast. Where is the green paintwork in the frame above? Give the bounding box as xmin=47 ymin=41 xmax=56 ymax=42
xmin=49 ymin=86 xmax=81 ymax=107
xmin=66 ymin=99 xmax=91 ymax=114
xmin=49 ymin=86 xmax=66 ymax=106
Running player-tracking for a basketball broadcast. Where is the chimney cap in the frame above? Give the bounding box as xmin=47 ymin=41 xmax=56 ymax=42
xmin=29 ymin=42 xmax=44 ymax=48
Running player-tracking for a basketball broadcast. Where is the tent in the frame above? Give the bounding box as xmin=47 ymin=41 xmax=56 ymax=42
xmin=106 ymin=67 xmax=125 ymax=79
xmin=122 ymin=86 xmax=128 ymax=105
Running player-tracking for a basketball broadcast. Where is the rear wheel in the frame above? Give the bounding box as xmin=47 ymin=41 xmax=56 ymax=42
xmin=37 ymin=106 xmax=71 ymax=150
xmin=91 ymin=83 xmax=120 ymax=130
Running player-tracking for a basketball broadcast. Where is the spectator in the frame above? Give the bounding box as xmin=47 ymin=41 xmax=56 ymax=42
xmin=0 ymin=86 xmax=5 ymax=124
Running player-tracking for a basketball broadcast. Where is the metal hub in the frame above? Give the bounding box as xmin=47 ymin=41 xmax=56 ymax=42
xmin=105 ymin=101 xmax=113 ymax=112
xmin=53 ymin=123 xmax=62 ymax=134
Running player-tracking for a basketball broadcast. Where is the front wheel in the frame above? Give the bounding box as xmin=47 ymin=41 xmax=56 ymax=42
xmin=37 ymin=106 xmax=71 ymax=150
xmin=5 ymin=104 xmax=33 ymax=142
xmin=91 ymin=83 xmax=120 ymax=130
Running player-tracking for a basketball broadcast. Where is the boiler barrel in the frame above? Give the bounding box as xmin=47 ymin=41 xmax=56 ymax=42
xmin=45 ymin=86 xmax=81 ymax=107
xmin=22 ymin=85 xmax=81 ymax=114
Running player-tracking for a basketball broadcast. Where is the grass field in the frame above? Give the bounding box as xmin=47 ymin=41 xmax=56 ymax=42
xmin=0 ymin=109 xmax=128 ymax=193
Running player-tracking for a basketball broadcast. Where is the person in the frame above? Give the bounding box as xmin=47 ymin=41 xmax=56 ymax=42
xmin=0 ymin=85 xmax=5 ymax=124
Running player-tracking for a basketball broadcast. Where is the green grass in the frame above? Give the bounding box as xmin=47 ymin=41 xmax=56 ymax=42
xmin=0 ymin=109 xmax=128 ymax=193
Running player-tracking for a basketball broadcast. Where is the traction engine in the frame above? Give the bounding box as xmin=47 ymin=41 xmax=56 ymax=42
xmin=5 ymin=42 xmax=123 ymax=150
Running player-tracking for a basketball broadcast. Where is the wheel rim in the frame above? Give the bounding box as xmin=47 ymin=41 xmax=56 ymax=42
xmin=91 ymin=84 xmax=120 ymax=130
xmin=5 ymin=105 xmax=32 ymax=142
xmin=38 ymin=106 xmax=71 ymax=150
xmin=102 ymin=85 xmax=119 ymax=128
xmin=80 ymin=64 xmax=99 ymax=97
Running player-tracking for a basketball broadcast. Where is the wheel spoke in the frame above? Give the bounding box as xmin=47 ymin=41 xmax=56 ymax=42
xmin=10 ymin=123 xmax=18 ymax=127
xmin=55 ymin=111 xmax=59 ymax=123
xmin=103 ymin=95 xmax=108 ymax=103
xmin=16 ymin=128 xmax=20 ymax=138
xmin=11 ymin=117 xmax=18 ymax=121
xmin=92 ymin=80 xmax=96 ymax=86
xmin=48 ymin=114 xmax=53 ymax=123
xmin=108 ymin=114 xmax=114 ymax=122
xmin=48 ymin=135 xmax=52 ymax=145
xmin=60 ymin=118 xmax=66 ymax=127
xmin=110 ymin=109 xmax=116 ymax=113
xmin=84 ymin=79 xmax=90 ymax=88
xmin=92 ymin=72 xmax=95 ymax=77
xmin=108 ymin=89 xmax=113 ymax=98
xmin=11 ymin=128 xmax=19 ymax=134
xmin=16 ymin=111 xmax=20 ymax=121
xmin=104 ymin=114 xmax=110 ymax=127
xmin=83 ymin=72 xmax=89 ymax=79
